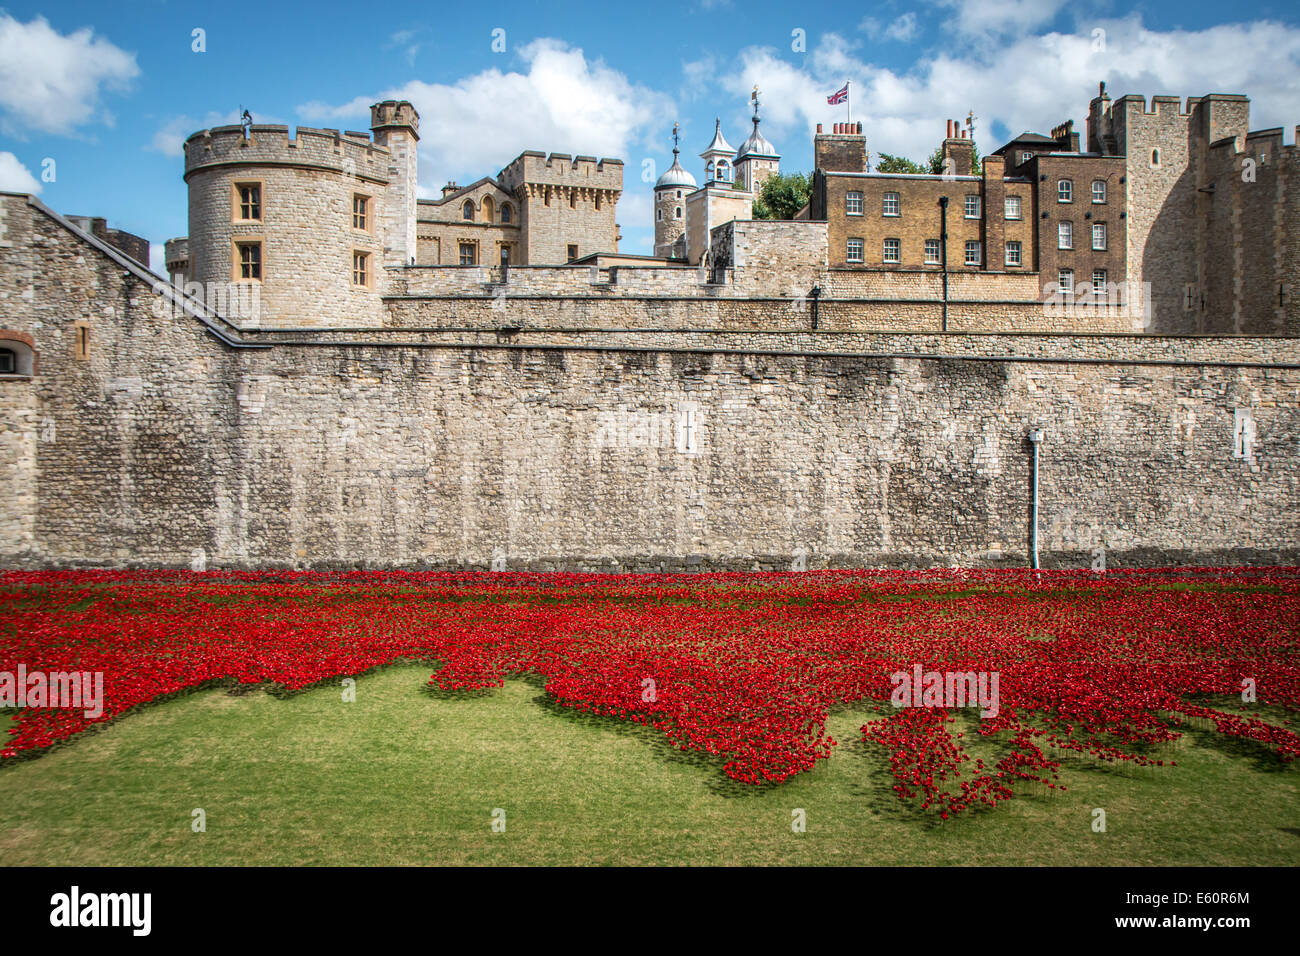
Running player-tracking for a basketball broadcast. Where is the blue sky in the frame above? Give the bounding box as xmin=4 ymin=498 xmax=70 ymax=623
xmin=2 ymin=0 xmax=1299 ymax=266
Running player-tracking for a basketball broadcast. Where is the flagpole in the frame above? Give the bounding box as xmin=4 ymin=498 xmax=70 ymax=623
xmin=847 ymin=80 xmax=852 ymax=126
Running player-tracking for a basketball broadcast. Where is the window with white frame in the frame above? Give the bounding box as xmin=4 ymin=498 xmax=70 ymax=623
xmin=1058 ymin=221 xmax=1073 ymax=249
xmin=846 ymin=191 xmax=863 ymax=215
xmin=1058 ymin=268 xmax=1074 ymax=292
xmin=883 ymin=238 xmax=900 ymax=263
xmin=1092 ymin=269 xmax=1108 ymax=299
xmin=964 ymin=240 xmax=981 ymax=266
xmin=1005 ymin=241 xmax=1022 ymax=266
xmin=846 ymin=238 xmax=864 ymax=263
xmin=882 ymin=192 xmax=899 ymax=217
xmin=1058 ymin=179 xmax=1073 ymax=202
xmin=1092 ymin=180 xmax=1106 ymax=203
xmin=1005 ymin=196 xmax=1022 ymax=220
xmin=964 ymin=194 xmax=980 ymax=219
xmin=924 ymin=239 xmax=940 ymax=264
xmin=1092 ymin=222 xmax=1107 ymax=250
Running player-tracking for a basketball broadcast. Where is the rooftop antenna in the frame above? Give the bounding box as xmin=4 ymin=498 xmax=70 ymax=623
xmin=965 ymin=110 xmax=977 ymax=140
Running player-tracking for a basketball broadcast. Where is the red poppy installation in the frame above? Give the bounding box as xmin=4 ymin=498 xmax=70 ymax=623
xmin=2 ymin=567 xmax=1297 ymax=816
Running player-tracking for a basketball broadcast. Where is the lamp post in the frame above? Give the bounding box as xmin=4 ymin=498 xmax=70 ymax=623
xmin=1028 ymin=428 xmax=1044 ymax=569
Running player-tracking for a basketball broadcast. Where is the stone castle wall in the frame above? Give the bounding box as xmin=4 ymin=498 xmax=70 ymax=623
xmin=2 ymin=193 xmax=1298 ymax=570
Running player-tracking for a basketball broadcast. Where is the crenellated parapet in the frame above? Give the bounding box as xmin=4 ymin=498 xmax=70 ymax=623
xmin=183 ymin=124 xmax=393 ymax=184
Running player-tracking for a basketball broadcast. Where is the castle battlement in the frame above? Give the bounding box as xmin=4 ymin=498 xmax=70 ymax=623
xmin=499 ymin=151 xmax=623 ymax=193
xmin=183 ymin=124 xmax=393 ymax=184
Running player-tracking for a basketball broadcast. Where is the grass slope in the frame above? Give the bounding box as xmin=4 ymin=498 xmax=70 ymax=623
xmin=2 ymin=664 xmax=1297 ymax=866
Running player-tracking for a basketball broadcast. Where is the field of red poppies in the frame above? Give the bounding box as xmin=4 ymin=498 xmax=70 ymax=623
xmin=2 ymin=567 xmax=1297 ymax=819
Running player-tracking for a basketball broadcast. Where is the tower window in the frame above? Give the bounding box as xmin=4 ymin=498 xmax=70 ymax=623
xmin=73 ymin=321 xmax=90 ymax=361
xmin=657 ymin=208 xmax=663 ymax=222
xmin=676 ymin=190 xmax=682 ymax=199
xmin=1151 ymin=149 xmax=1161 ymax=167
xmin=567 ymin=244 xmax=579 ymax=262
xmin=674 ymin=206 xmax=681 ymax=219
xmin=569 ymin=190 xmax=576 ymax=209
xmin=352 ymin=251 xmax=370 ymax=287
xmin=235 ymin=241 xmax=262 ymax=280
xmin=234 ymin=182 xmax=262 ymax=221
xmin=352 ymin=194 xmax=369 ymax=231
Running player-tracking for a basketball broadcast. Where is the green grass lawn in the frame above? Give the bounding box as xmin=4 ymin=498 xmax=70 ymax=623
xmin=2 ymin=663 xmax=1296 ymax=865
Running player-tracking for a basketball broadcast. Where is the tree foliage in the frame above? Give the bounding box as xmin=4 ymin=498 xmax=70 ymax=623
xmin=751 ymin=171 xmax=813 ymax=220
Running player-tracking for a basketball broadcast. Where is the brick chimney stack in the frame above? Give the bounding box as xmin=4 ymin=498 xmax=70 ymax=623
xmin=941 ymin=119 xmax=974 ymax=175
xmin=814 ymin=120 xmax=867 ymax=173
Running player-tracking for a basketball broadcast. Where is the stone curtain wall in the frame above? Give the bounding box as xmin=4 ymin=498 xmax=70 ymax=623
xmin=3 ymin=193 xmax=1299 ymax=570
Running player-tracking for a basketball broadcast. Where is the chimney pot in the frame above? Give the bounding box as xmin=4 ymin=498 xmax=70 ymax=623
xmin=816 ymin=123 xmax=822 ymax=133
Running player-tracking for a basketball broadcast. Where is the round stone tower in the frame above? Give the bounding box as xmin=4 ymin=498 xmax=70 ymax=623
xmin=181 ymin=102 xmax=419 ymax=328
xmin=654 ymin=124 xmax=696 ymax=258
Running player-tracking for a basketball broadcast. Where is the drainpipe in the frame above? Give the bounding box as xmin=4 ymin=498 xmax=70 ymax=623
xmin=1027 ymin=428 xmax=1044 ymax=569
xmin=938 ymin=196 xmax=950 ymax=332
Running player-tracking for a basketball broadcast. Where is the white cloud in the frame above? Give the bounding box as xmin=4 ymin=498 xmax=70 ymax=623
xmin=149 ymin=242 xmax=165 ymax=275
xmin=298 ymin=38 xmax=675 ymax=195
xmin=860 ymin=13 xmax=921 ymax=43
xmin=721 ymin=17 xmax=1300 ymax=169
xmin=0 ymin=152 xmax=41 ymax=193
xmin=930 ymin=0 xmax=1070 ymax=39
xmin=0 ymin=14 xmax=138 ymax=137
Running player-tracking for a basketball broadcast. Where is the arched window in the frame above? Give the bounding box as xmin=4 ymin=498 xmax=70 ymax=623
xmin=718 ymin=160 xmax=729 ymax=182
xmin=501 ymin=203 xmax=513 ymax=223
xmin=656 ymin=208 xmax=663 ymax=221
xmin=0 ymin=332 xmax=35 ymax=376
xmin=674 ymin=206 xmax=682 ymax=219
xmin=462 ymin=200 xmax=475 ymax=220
xmin=1151 ymin=148 xmax=1161 ymax=166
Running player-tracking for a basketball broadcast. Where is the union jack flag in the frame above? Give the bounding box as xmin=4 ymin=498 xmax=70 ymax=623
xmin=827 ymin=83 xmax=848 ymax=105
